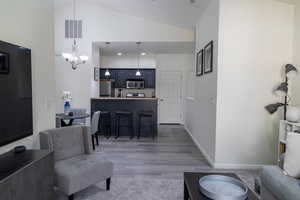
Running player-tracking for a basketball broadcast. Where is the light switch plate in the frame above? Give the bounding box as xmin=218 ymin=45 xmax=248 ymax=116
xmin=94 ymin=67 xmax=100 ymax=81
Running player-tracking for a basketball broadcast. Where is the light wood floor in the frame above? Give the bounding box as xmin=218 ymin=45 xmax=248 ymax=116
xmin=56 ymin=125 xmax=259 ymax=199
xmin=96 ymin=125 xmax=260 ymax=186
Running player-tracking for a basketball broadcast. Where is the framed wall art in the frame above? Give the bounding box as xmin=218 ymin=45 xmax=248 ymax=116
xmin=203 ymin=41 xmax=213 ymax=74
xmin=196 ymin=49 xmax=204 ymax=76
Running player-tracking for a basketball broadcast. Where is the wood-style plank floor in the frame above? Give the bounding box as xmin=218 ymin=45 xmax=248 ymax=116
xmin=97 ymin=125 xmax=211 ymax=177
xmin=96 ymin=125 xmax=260 ymax=185
xmin=56 ymin=125 xmax=259 ymax=199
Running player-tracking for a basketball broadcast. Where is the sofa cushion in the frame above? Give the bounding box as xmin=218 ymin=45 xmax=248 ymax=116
xmin=55 ymin=154 xmax=114 ymax=195
xmin=262 ymin=166 xmax=300 ymax=200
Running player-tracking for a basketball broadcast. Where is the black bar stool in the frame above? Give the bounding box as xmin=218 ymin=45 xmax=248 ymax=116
xmin=137 ymin=110 xmax=155 ymax=139
xmin=115 ymin=111 xmax=134 ymax=139
xmin=99 ymin=111 xmax=112 ymax=138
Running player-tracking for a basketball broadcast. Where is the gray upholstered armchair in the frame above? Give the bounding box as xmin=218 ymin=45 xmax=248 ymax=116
xmin=39 ymin=126 xmax=113 ymax=200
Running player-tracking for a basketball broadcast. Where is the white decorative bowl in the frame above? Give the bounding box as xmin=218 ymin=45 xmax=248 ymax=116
xmin=287 ymin=106 xmax=300 ymax=123
xmin=199 ymin=175 xmax=248 ymax=200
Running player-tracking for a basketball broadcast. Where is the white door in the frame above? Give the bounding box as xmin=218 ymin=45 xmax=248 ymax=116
xmin=158 ymin=71 xmax=183 ymax=124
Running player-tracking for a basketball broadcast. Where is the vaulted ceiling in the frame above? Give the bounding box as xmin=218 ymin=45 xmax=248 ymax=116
xmin=89 ymin=0 xmax=210 ymax=29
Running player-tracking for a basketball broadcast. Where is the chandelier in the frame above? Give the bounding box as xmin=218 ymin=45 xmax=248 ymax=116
xmin=62 ymin=0 xmax=88 ymax=70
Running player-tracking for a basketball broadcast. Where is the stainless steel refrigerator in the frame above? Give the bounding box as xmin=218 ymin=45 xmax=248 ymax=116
xmin=100 ymin=80 xmax=115 ymax=97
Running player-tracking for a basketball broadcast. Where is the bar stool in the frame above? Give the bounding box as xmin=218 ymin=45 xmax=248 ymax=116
xmin=115 ymin=111 xmax=134 ymax=139
xmin=137 ymin=110 xmax=155 ymax=139
xmin=99 ymin=111 xmax=112 ymax=138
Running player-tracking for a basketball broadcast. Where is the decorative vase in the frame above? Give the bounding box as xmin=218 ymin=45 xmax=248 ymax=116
xmin=286 ymin=106 xmax=300 ymax=123
xmin=64 ymin=101 xmax=71 ymax=115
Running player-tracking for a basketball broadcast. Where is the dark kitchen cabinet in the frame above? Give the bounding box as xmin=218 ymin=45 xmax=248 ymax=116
xmin=143 ymin=70 xmax=156 ymax=88
xmin=115 ymin=71 xmax=128 ymax=88
xmin=99 ymin=68 xmax=156 ymax=88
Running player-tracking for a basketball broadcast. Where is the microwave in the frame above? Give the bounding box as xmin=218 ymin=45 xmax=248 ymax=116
xmin=126 ymin=80 xmax=145 ymax=89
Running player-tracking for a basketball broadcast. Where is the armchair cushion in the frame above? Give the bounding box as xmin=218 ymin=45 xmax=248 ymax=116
xmin=55 ymin=154 xmax=113 ymax=195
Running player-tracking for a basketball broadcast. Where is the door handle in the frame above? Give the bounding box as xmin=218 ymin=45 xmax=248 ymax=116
xmin=160 ymin=99 xmax=164 ymax=102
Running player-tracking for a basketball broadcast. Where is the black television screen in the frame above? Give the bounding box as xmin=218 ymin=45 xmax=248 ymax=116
xmin=0 ymin=41 xmax=33 ymax=147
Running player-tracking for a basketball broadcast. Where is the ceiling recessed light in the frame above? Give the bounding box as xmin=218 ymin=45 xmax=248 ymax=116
xmin=141 ymin=52 xmax=147 ymax=56
xmin=117 ymin=52 xmax=123 ymax=56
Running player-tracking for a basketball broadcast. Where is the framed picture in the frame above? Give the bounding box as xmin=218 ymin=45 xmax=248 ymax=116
xmin=203 ymin=41 xmax=213 ymax=74
xmin=0 ymin=51 xmax=9 ymax=74
xmin=196 ymin=49 xmax=204 ymax=76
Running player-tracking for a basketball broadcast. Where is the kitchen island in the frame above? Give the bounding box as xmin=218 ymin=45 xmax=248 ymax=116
xmin=91 ymin=97 xmax=158 ymax=138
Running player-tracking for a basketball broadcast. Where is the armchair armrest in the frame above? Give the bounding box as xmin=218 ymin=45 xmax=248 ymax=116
xmin=40 ymin=131 xmax=54 ymax=151
xmin=82 ymin=126 xmax=92 ymax=154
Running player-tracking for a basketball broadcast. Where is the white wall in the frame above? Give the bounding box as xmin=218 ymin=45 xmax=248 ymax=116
xmin=54 ymin=0 xmax=195 ymax=112
xmin=0 ymin=0 xmax=55 ymax=153
xmin=185 ymin=0 xmax=220 ymax=165
xmin=215 ymin=0 xmax=294 ymax=167
xmin=101 ymin=54 xmax=156 ymax=69
xmin=292 ymin=1 xmax=300 ymax=105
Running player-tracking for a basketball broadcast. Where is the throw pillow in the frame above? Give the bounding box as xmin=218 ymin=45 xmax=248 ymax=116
xmin=283 ymin=132 xmax=300 ymax=178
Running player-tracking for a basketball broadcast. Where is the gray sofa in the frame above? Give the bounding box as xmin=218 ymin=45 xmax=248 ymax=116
xmin=261 ymin=166 xmax=300 ymax=200
xmin=40 ymin=126 xmax=113 ymax=200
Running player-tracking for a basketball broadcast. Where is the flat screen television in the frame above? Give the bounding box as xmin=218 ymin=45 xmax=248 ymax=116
xmin=0 ymin=40 xmax=33 ymax=147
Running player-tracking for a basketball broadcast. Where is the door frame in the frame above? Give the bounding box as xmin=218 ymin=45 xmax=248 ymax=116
xmin=156 ymin=69 xmax=184 ymax=125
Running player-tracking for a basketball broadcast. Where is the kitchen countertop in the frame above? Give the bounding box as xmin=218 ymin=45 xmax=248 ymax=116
xmin=92 ymin=97 xmax=159 ymax=100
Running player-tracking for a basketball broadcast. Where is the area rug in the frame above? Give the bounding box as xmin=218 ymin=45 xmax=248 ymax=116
xmin=56 ymin=175 xmax=183 ymax=200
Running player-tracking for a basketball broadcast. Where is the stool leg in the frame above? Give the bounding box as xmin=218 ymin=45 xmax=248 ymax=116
xmin=105 ymin=125 xmax=108 ymax=139
xmin=109 ymin=124 xmax=112 ymax=138
xmin=96 ymin=132 xmax=99 ymax=145
xmin=118 ymin=116 xmax=121 ymax=138
xmin=69 ymin=194 xmax=74 ymax=200
xmin=115 ymin=116 xmax=118 ymax=139
xmin=130 ymin=115 xmax=134 ymax=139
xmin=152 ymin=115 xmax=155 ymax=140
xmin=92 ymin=135 xmax=95 ymax=150
xmin=138 ymin=116 xmax=141 ymax=139
xmin=106 ymin=177 xmax=111 ymax=191
xmin=109 ymin=114 xmax=112 ymax=138
xmin=114 ymin=116 xmax=117 ymax=139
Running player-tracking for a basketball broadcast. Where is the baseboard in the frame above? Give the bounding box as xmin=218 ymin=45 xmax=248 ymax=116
xmin=184 ymin=126 xmax=264 ymax=170
xmin=213 ymin=163 xmax=263 ymax=170
xmin=184 ymin=126 xmax=215 ymax=167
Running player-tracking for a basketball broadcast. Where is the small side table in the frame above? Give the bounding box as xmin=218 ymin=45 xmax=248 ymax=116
xmin=184 ymin=172 xmax=259 ymax=200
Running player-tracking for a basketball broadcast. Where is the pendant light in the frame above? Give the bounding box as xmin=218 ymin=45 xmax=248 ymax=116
xmin=104 ymin=42 xmax=111 ymax=77
xmin=62 ymin=0 xmax=88 ymax=70
xmin=105 ymin=69 xmax=111 ymax=76
xmin=136 ymin=42 xmax=142 ymax=77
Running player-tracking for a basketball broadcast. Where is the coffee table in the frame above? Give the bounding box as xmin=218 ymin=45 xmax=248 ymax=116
xmin=184 ymin=172 xmax=259 ymax=200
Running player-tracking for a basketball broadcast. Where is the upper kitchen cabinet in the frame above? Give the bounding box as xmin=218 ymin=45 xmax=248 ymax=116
xmin=142 ymin=70 xmax=156 ymax=88
xmin=100 ymin=68 xmax=156 ymax=89
xmin=115 ymin=70 xmax=128 ymax=88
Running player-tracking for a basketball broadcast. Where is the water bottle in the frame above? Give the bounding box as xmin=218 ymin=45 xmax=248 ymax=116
xmin=64 ymin=101 xmax=71 ymax=115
